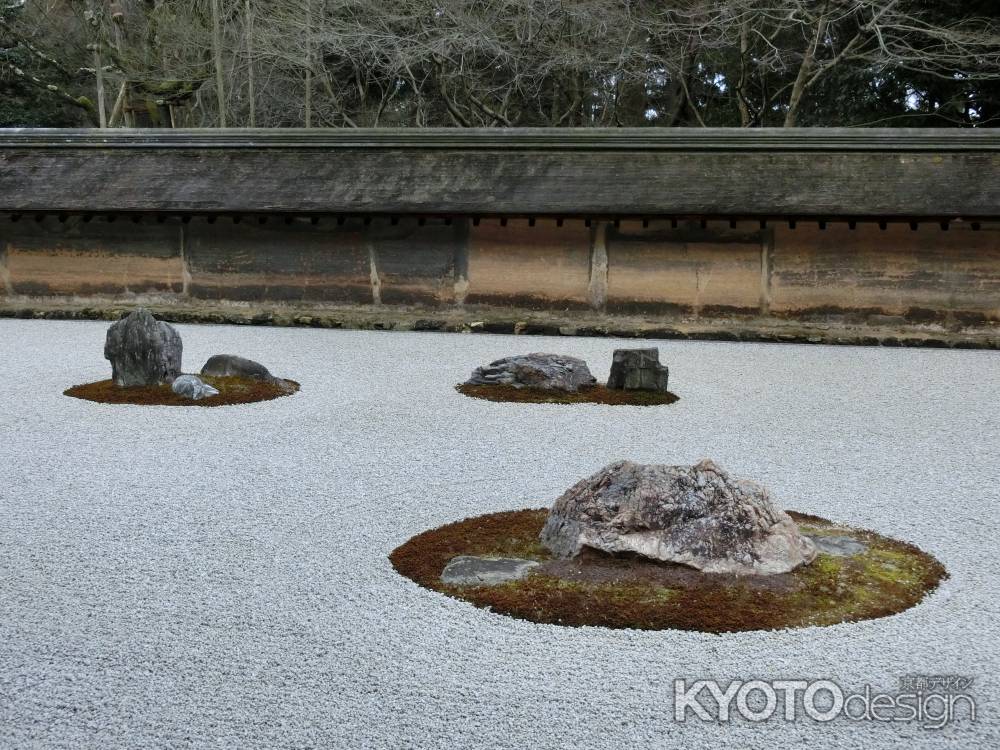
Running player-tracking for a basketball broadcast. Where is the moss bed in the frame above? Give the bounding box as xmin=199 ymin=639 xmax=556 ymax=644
xmin=456 ymin=383 xmax=680 ymax=406
xmin=64 ymin=376 xmax=299 ymax=407
xmin=390 ymin=509 xmax=947 ymax=633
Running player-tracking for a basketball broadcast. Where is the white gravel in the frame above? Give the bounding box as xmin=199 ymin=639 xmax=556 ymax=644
xmin=0 ymin=319 xmax=997 ymax=749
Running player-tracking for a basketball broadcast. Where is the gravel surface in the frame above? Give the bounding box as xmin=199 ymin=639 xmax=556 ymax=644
xmin=0 ymin=319 xmax=997 ymax=749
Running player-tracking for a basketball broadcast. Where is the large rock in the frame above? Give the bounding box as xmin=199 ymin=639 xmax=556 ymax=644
xmin=607 ymin=348 xmax=669 ymax=391
xmin=540 ymin=459 xmax=817 ymax=575
xmin=104 ymin=309 xmax=182 ymax=386
xmin=201 ymin=354 xmax=276 ymax=383
xmin=465 ymin=353 xmax=596 ymax=392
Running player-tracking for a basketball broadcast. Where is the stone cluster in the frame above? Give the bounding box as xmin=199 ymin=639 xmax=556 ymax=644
xmin=103 ymin=309 xmax=284 ymax=401
xmin=465 ymin=347 xmax=671 ymax=393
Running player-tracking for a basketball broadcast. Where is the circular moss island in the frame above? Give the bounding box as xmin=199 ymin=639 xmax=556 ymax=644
xmin=456 ymin=383 xmax=680 ymax=406
xmin=390 ymin=508 xmax=947 ymax=632
xmin=65 ymin=376 xmax=299 ymax=407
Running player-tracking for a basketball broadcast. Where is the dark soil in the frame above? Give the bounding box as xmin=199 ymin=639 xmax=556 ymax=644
xmin=456 ymin=383 xmax=680 ymax=406
xmin=64 ymin=376 xmax=299 ymax=407
xmin=389 ymin=509 xmax=947 ymax=633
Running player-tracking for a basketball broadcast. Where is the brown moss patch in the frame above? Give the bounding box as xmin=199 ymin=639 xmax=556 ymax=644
xmin=456 ymin=383 xmax=680 ymax=406
xmin=64 ymin=376 xmax=299 ymax=407
xmin=390 ymin=509 xmax=947 ymax=633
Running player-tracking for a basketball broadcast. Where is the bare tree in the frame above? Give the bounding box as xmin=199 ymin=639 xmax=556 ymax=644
xmin=4 ymin=1 xmax=999 ymax=128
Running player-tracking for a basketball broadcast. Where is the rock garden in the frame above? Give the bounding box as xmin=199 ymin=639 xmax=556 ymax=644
xmin=456 ymin=348 xmax=679 ymax=405
xmin=64 ymin=308 xmax=299 ymax=407
xmin=391 ymin=459 xmax=946 ymax=632
xmin=2 ymin=316 xmax=990 ymax=748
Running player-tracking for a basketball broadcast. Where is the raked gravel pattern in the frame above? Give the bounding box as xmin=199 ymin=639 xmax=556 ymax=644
xmin=0 ymin=319 xmax=997 ymax=749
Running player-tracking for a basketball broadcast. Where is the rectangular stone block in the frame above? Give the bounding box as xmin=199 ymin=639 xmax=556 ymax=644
xmin=607 ymin=348 xmax=670 ymax=391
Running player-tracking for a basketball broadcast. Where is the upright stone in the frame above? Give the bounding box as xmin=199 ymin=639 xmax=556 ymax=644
xmin=607 ymin=348 xmax=669 ymax=392
xmin=104 ymin=308 xmax=182 ymax=386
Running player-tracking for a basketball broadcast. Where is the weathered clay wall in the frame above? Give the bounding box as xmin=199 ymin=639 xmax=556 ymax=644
xmin=768 ymin=223 xmax=1000 ymax=322
xmin=1 ymin=215 xmax=998 ymax=332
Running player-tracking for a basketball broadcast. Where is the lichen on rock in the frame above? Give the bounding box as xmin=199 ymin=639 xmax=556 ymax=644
xmin=465 ymin=353 xmax=596 ymax=392
xmin=540 ymin=459 xmax=817 ymax=575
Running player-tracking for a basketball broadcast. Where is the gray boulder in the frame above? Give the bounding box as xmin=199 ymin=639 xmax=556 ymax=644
xmin=607 ymin=348 xmax=669 ymax=392
xmin=466 ymin=353 xmax=596 ymax=392
xmin=540 ymin=459 xmax=817 ymax=576
xmin=201 ymin=354 xmax=276 ymax=382
xmin=104 ymin=308 xmax=182 ymax=386
xmin=441 ymin=556 xmax=540 ymax=586
xmin=171 ymin=375 xmax=220 ymax=401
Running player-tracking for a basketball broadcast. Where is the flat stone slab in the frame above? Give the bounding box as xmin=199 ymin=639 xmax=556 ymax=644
xmin=441 ymin=556 xmax=540 ymax=586
xmin=806 ymin=534 xmax=869 ymax=557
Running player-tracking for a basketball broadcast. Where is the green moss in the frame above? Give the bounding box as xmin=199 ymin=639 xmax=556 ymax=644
xmin=390 ymin=509 xmax=948 ymax=633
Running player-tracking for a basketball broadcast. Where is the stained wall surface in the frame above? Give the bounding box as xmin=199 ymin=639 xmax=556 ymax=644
xmin=2 ymin=216 xmax=997 ymax=325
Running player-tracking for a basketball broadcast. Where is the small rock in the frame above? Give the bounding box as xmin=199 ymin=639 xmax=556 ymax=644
xmin=201 ymin=354 xmax=276 ymax=383
xmin=412 ymin=319 xmax=444 ymax=332
xmin=171 ymin=375 xmax=219 ymax=401
xmin=607 ymin=348 xmax=669 ymax=392
xmin=540 ymin=459 xmax=817 ymax=576
xmin=441 ymin=556 xmax=540 ymax=586
xmin=104 ymin=308 xmax=182 ymax=386
xmin=466 ymin=353 xmax=596 ymax=392
xmin=807 ymin=534 xmax=869 ymax=557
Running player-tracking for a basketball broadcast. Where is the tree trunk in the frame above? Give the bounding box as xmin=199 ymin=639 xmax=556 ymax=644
xmin=210 ymin=0 xmax=227 ymax=127
xmin=108 ymin=81 xmax=127 ymax=127
xmin=245 ymin=0 xmax=256 ymax=127
xmin=784 ymin=9 xmax=828 ymax=128
xmin=93 ymin=46 xmax=107 ymax=128
xmin=736 ymin=20 xmax=751 ymax=127
xmin=304 ymin=0 xmax=313 ymax=128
